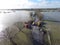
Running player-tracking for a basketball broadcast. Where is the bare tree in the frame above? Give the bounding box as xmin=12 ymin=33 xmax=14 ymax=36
xmin=1 ymin=22 xmax=33 ymax=45
xmin=2 ymin=25 xmax=20 ymax=45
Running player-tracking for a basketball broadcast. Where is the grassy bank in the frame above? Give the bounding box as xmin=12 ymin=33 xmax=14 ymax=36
xmin=44 ymin=21 xmax=60 ymax=45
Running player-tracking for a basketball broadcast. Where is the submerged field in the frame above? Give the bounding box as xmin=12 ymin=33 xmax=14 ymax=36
xmin=45 ymin=21 xmax=60 ymax=45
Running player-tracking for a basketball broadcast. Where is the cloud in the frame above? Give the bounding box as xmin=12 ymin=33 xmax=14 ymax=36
xmin=29 ymin=0 xmax=60 ymax=8
xmin=0 ymin=0 xmax=60 ymax=9
xmin=0 ymin=0 xmax=36 ymax=9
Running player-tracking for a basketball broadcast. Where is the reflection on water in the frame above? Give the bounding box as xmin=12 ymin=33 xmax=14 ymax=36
xmin=0 ymin=11 xmax=31 ymax=26
xmin=0 ymin=24 xmax=4 ymax=32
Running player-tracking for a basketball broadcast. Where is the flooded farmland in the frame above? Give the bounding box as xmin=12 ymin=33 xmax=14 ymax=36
xmin=0 ymin=10 xmax=60 ymax=45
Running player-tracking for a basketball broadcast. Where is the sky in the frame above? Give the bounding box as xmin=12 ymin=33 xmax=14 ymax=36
xmin=0 ymin=0 xmax=60 ymax=9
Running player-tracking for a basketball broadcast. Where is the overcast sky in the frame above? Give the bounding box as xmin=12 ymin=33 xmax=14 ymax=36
xmin=0 ymin=0 xmax=60 ymax=9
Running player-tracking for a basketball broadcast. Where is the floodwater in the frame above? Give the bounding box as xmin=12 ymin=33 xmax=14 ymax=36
xmin=0 ymin=11 xmax=60 ymax=28
xmin=0 ymin=10 xmax=31 ymax=26
xmin=41 ymin=12 xmax=60 ymax=21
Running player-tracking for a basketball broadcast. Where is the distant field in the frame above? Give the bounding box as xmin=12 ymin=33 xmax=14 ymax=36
xmin=45 ymin=21 xmax=60 ymax=45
